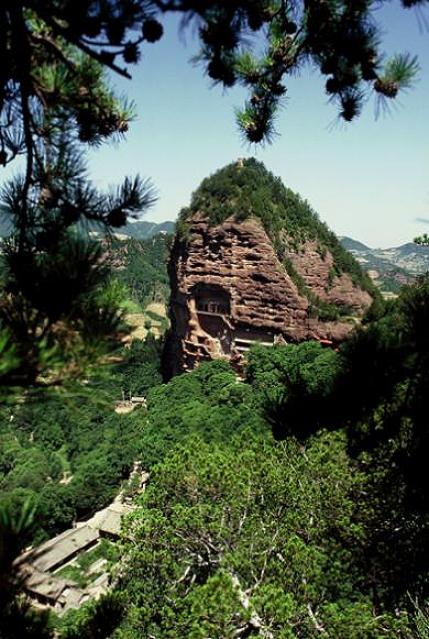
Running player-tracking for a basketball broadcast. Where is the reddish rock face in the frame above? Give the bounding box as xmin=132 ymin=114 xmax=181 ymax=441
xmin=283 ymin=238 xmax=373 ymax=313
xmin=166 ymin=215 xmax=372 ymax=374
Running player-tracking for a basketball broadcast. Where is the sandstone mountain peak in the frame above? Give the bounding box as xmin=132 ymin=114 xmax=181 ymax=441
xmin=167 ymin=160 xmax=377 ymax=374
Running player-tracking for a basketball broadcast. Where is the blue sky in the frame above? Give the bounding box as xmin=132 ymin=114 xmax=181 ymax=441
xmin=87 ymin=5 xmax=427 ymax=247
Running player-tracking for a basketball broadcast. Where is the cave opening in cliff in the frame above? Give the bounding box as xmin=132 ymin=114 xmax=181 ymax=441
xmin=194 ymin=284 xmax=231 ymax=316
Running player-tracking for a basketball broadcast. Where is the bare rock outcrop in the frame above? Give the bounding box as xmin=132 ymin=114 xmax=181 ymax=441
xmin=283 ymin=238 xmax=372 ymax=313
xmin=166 ymin=215 xmax=370 ymax=375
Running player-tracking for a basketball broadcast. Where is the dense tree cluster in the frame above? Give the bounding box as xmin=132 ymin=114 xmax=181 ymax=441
xmin=246 ymin=340 xmax=341 ymax=438
xmin=0 ymin=2 xmax=428 ymax=637
xmin=59 ymin=322 xmax=429 ymax=637
xmin=0 ymin=334 xmax=164 ymax=545
xmin=255 ymin=276 xmax=429 ymax=497
xmin=2 ymin=273 xmax=429 ymax=637
xmin=113 ymin=235 xmax=171 ymax=310
xmin=255 ymin=277 xmax=429 ymax=604
xmin=119 ymin=431 xmax=408 ymax=638
xmin=0 ymin=501 xmax=52 ymax=639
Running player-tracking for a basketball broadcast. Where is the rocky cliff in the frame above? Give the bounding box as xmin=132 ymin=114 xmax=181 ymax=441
xmin=166 ymin=159 xmax=375 ymax=375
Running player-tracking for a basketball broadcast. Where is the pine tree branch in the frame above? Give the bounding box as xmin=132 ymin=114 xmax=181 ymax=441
xmin=10 ymin=5 xmax=34 ymax=249
xmin=30 ymin=32 xmax=79 ymax=74
xmin=29 ymin=8 xmax=132 ymax=79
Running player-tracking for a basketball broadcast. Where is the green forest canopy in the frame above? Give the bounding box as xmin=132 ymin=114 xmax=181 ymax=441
xmin=3 ymin=273 xmax=429 ymax=638
xmin=1 ymin=2 xmax=428 ymax=636
xmin=60 ymin=274 xmax=429 ymax=638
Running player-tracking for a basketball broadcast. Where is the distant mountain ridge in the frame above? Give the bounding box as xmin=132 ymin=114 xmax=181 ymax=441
xmin=116 ymin=220 xmax=175 ymax=239
xmin=340 ymin=236 xmax=429 ymax=293
xmin=340 ymin=236 xmax=429 ymax=275
xmin=0 ymin=218 xmax=175 ymax=240
xmin=340 ymin=237 xmax=372 ymax=252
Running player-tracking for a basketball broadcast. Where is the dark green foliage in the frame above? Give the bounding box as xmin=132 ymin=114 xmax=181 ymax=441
xmin=258 ymin=277 xmax=429 ymax=506
xmin=115 ymin=430 xmax=408 ymax=638
xmin=0 ymin=2 xmax=420 ymax=389
xmin=29 ymin=277 xmax=427 ymax=637
xmin=0 ymin=500 xmax=53 ymax=638
xmin=0 ymin=14 xmax=156 ymax=390
xmin=0 ymin=394 xmax=135 ymax=540
xmin=117 ymin=335 xmax=163 ymax=398
xmin=362 ymin=296 xmax=394 ymax=324
xmin=113 ymin=235 xmax=171 ymax=309
xmin=253 ymin=276 xmax=429 ymax=604
xmin=0 ymin=0 xmax=422 ymax=170
xmin=338 ymin=276 xmax=429 ymax=501
xmin=0 ymin=131 xmax=155 ymax=387
xmin=18 ymin=276 xmax=423 ymax=638
xmin=377 ymin=272 xmax=410 ymax=294
xmin=3 ymin=4 xmax=426 ymax=634
xmin=246 ymin=341 xmax=341 ymax=439
xmin=139 ymin=360 xmax=265 ymax=470
xmin=59 ymin=592 xmax=125 ymax=639
xmin=0 ymin=0 xmax=418 ymax=397
xmin=0 ymin=333 xmax=164 ymax=544
xmin=415 ymin=233 xmax=429 ymax=247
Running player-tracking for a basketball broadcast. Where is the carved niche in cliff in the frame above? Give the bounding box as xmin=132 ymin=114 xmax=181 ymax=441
xmin=194 ymin=284 xmax=230 ymax=316
xmin=192 ymin=284 xmax=275 ymax=361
